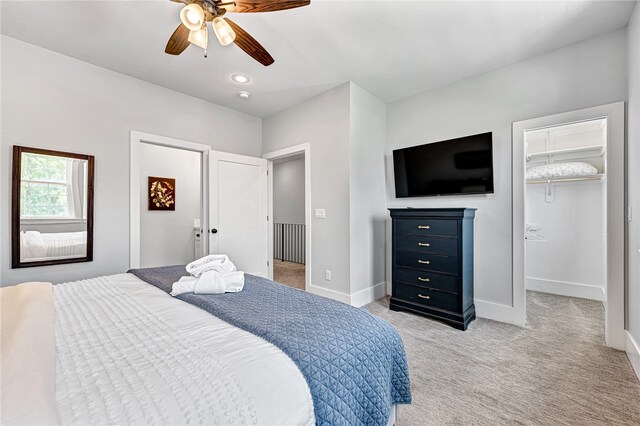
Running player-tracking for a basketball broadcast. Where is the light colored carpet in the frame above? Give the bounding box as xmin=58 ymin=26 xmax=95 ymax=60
xmin=365 ymin=291 xmax=640 ymax=425
xmin=273 ymin=260 xmax=305 ymax=290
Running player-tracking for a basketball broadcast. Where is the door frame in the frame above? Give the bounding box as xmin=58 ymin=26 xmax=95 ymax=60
xmin=262 ymin=143 xmax=311 ymax=290
xmin=512 ymin=102 xmax=626 ymax=350
xmin=129 ymin=130 xmax=210 ymax=269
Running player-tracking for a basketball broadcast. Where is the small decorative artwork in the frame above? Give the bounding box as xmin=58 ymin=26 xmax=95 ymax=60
xmin=148 ymin=176 xmax=175 ymax=211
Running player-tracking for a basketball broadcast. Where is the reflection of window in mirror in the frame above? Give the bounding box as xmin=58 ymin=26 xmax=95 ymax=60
xmin=12 ymin=146 xmax=94 ymax=269
xmin=20 ymin=153 xmax=88 ymax=220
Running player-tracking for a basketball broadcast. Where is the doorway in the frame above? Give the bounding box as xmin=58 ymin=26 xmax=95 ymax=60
xmin=130 ymin=131 xmax=269 ymax=276
xmin=524 ymin=118 xmax=608 ymax=330
xmin=263 ymin=143 xmax=311 ymax=291
xmin=139 ymin=143 xmax=203 ymax=268
xmin=512 ymin=102 xmax=625 ymax=350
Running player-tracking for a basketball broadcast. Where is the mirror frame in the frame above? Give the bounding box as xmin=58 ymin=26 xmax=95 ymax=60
xmin=11 ymin=145 xmax=95 ymax=268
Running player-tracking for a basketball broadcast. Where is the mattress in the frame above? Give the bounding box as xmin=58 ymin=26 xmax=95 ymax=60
xmin=52 ymin=273 xmax=315 ymax=425
xmin=20 ymin=230 xmax=87 ymax=262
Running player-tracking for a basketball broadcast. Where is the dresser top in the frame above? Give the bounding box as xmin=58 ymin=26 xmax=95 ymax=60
xmin=388 ymin=208 xmax=476 ymax=219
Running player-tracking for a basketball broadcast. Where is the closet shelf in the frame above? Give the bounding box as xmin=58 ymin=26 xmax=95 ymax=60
xmin=526 ymin=145 xmax=604 ymax=161
xmin=526 ymin=174 xmax=605 ymax=184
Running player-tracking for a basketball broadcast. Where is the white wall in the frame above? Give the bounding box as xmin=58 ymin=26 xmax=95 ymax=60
xmin=526 ymin=183 xmax=605 ymax=299
xmin=263 ymin=83 xmax=352 ymax=296
xmin=386 ymin=30 xmax=627 ymax=315
xmin=139 ymin=144 xmax=201 ymax=268
xmin=349 ymin=83 xmax=388 ymax=297
xmin=627 ymin=2 xmax=640 ymax=365
xmin=273 ymin=157 xmax=305 ymax=225
xmin=1 ymin=36 xmax=262 ymax=286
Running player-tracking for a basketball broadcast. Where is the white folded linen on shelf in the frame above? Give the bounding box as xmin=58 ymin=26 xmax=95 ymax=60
xmin=526 ymin=161 xmax=598 ymax=180
xmin=171 ymin=255 xmax=244 ymax=296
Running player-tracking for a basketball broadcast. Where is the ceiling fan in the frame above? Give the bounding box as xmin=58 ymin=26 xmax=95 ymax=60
xmin=165 ymin=0 xmax=310 ymax=66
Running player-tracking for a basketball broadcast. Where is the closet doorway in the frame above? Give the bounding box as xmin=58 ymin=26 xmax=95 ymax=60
xmin=263 ymin=143 xmax=311 ymax=291
xmin=524 ymin=119 xmax=607 ymax=301
xmin=512 ymin=102 xmax=625 ymax=350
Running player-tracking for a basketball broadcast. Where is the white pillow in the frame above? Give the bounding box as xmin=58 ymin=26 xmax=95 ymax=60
xmin=526 ymin=162 xmax=598 ymax=180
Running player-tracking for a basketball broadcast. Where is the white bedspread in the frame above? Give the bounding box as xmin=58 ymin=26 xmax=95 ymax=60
xmin=53 ymin=274 xmax=314 ymax=425
xmin=1 ymin=282 xmax=60 ymax=426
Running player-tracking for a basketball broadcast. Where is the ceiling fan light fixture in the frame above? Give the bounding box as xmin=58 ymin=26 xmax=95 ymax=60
xmin=212 ymin=17 xmax=236 ymax=46
xmin=180 ymin=4 xmax=205 ymax=32
xmin=188 ymin=25 xmax=208 ymax=50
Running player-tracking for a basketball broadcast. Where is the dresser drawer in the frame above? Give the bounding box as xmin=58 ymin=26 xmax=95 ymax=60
xmin=396 ymin=235 xmax=458 ymax=256
xmin=394 ymin=267 xmax=459 ymax=293
xmin=395 ymin=219 xmax=458 ymax=237
xmin=395 ymin=251 xmax=458 ymax=275
xmin=393 ymin=284 xmax=459 ymax=312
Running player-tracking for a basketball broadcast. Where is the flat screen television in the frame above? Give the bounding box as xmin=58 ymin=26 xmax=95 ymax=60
xmin=393 ymin=132 xmax=494 ymax=197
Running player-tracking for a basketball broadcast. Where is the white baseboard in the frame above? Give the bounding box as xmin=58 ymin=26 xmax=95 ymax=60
xmin=350 ymin=282 xmax=387 ymax=307
xmin=526 ymin=277 xmax=606 ymax=301
xmin=626 ymin=331 xmax=640 ymax=381
xmin=306 ymin=283 xmax=351 ymax=304
xmin=474 ymin=299 xmax=524 ymax=326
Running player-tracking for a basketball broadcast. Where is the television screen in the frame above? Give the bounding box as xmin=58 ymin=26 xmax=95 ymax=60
xmin=393 ymin=132 xmax=494 ymax=197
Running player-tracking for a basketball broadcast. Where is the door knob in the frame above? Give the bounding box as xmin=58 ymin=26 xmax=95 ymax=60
xmin=210 ymin=228 xmax=218 ymax=234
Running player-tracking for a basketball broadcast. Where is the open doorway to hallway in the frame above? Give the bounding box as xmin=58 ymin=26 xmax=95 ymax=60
xmin=272 ymin=154 xmax=306 ymax=290
xmin=264 ymin=142 xmax=311 ymax=292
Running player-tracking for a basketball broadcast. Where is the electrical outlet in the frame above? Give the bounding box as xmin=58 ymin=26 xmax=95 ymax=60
xmin=315 ymin=209 xmax=326 ymax=219
xmin=325 ymin=269 xmax=332 ymax=281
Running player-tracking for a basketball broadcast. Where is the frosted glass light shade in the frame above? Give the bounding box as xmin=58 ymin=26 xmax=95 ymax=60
xmin=188 ymin=26 xmax=208 ymax=50
xmin=212 ymin=17 xmax=236 ymax=46
xmin=180 ymin=4 xmax=205 ymax=31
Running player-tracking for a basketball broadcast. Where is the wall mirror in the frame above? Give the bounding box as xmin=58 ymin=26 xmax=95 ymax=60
xmin=12 ymin=146 xmax=94 ymax=268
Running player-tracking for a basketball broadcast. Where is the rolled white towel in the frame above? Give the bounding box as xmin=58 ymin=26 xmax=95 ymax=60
xmin=193 ymin=270 xmax=244 ymax=294
xmin=170 ymin=272 xmax=245 ymax=296
xmin=170 ymin=276 xmax=197 ymax=296
xmin=186 ymin=255 xmax=236 ymax=277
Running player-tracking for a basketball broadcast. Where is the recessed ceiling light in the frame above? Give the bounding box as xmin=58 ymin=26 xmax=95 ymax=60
xmin=238 ymin=91 xmax=250 ymax=99
xmin=231 ymin=73 xmax=251 ymax=84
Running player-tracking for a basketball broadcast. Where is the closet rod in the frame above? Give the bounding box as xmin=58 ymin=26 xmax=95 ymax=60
xmin=526 ymin=175 xmax=605 ymax=184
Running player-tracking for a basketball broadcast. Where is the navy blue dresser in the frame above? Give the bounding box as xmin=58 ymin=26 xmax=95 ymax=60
xmin=389 ymin=208 xmax=476 ymax=330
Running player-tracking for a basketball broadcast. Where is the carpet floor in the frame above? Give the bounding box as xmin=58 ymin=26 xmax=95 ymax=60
xmin=365 ymin=291 xmax=640 ymax=425
xmin=273 ymin=260 xmax=305 ymax=290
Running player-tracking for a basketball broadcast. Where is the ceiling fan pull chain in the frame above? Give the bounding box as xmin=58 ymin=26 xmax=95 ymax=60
xmin=204 ymin=49 xmax=208 ymax=58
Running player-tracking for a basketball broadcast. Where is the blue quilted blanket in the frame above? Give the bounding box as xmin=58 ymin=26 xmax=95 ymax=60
xmin=128 ymin=265 xmax=411 ymax=426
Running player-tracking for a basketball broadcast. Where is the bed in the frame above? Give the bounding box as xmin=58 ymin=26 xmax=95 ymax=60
xmin=19 ymin=230 xmax=87 ymax=262
xmin=1 ymin=267 xmax=411 ymax=426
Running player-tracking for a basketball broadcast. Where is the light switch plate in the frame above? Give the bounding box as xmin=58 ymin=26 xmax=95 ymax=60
xmin=315 ymin=209 xmax=326 ymax=219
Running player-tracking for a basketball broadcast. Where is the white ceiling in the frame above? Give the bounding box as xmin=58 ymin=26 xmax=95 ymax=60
xmin=1 ymin=1 xmax=635 ymax=117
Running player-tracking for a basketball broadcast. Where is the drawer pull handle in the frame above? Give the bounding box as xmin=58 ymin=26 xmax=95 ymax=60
xmin=417 ymin=260 xmax=431 ymax=265
xmin=418 ymin=225 xmax=431 ymax=230
xmin=418 ymin=277 xmax=430 ymax=282
xmin=417 ymin=242 xmax=431 ymax=247
xmin=418 ymin=294 xmax=431 ymax=299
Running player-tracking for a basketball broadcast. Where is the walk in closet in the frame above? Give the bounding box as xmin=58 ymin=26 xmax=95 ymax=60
xmin=524 ymin=118 xmax=607 ymax=301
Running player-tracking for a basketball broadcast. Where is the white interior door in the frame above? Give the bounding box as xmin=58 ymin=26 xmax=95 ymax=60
xmin=209 ymin=151 xmax=268 ymax=277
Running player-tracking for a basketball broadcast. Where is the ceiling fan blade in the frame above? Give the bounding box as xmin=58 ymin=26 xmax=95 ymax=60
xmin=165 ymin=23 xmax=191 ymax=55
xmin=225 ymin=18 xmax=274 ymax=66
xmin=223 ymin=0 xmax=310 ymax=13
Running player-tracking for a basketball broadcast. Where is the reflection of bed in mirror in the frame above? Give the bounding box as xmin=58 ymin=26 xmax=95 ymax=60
xmin=12 ymin=145 xmax=94 ymax=268
xmin=20 ymin=231 xmax=88 ymax=262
